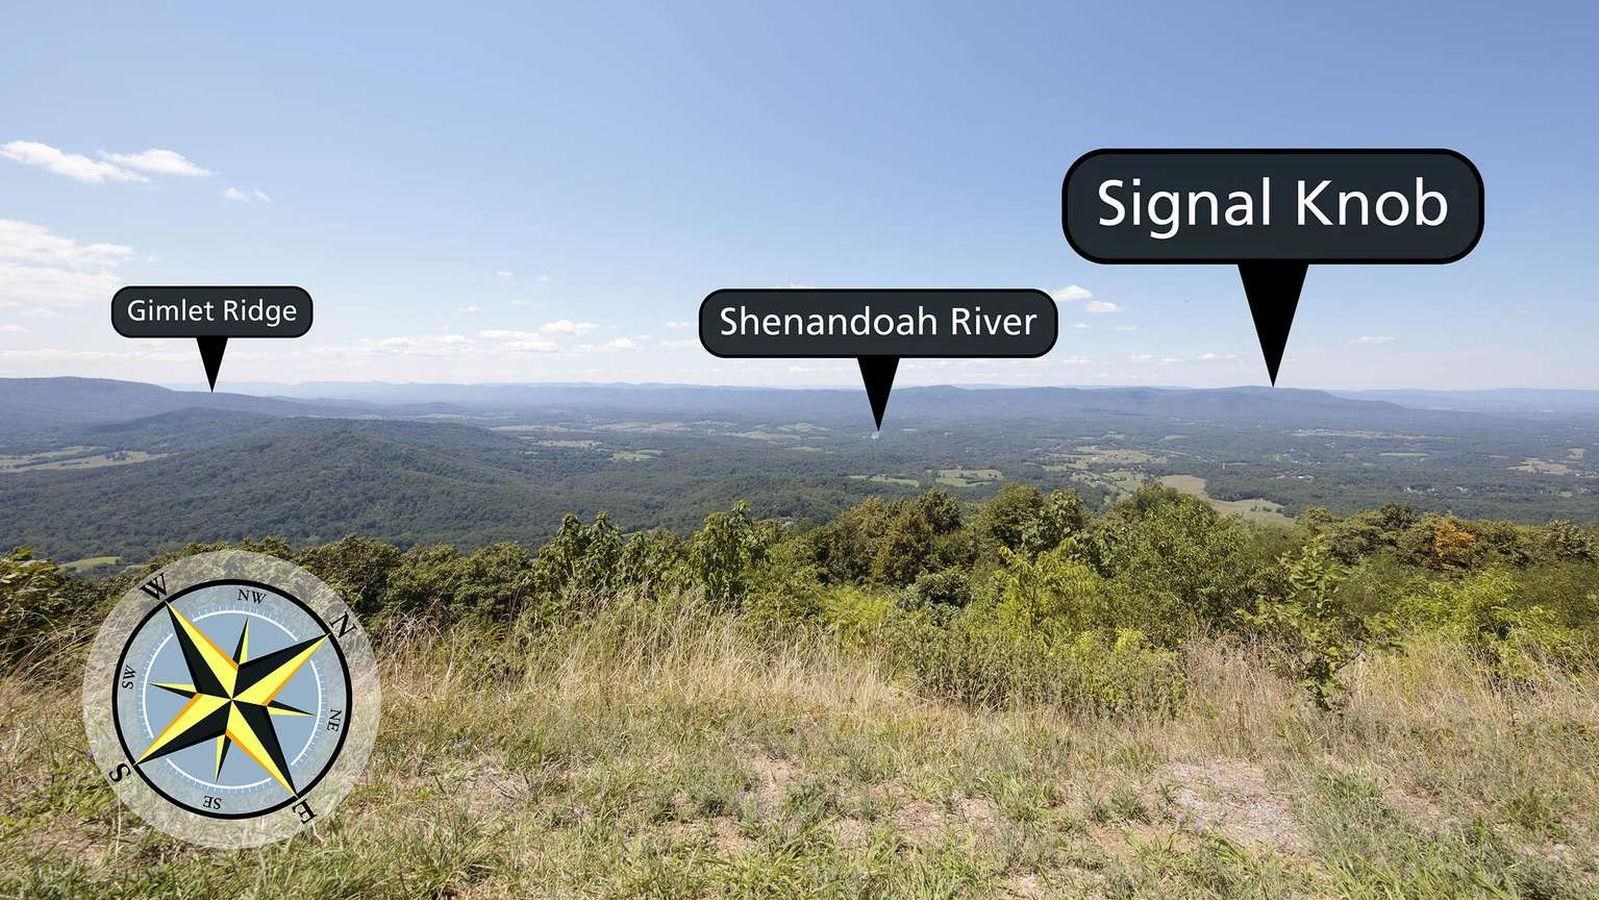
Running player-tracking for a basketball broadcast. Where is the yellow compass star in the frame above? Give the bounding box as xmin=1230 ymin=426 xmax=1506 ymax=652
xmin=138 ymin=604 xmax=324 ymax=796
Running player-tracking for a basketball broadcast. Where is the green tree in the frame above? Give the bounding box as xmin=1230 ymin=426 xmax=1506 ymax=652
xmin=688 ymin=501 xmax=773 ymax=610
xmin=296 ymin=535 xmax=402 ymax=619
xmin=1020 ymin=490 xmax=1090 ymax=556
xmin=976 ymin=484 xmax=1045 ymax=552
xmin=1545 ymin=520 xmax=1597 ymax=563
xmin=530 ymin=512 xmax=625 ymax=608
xmin=1084 ymin=486 xmax=1269 ymax=636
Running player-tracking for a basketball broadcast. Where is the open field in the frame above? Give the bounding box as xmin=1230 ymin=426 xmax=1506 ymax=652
xmin=4 ymin=608 xmax=1597 ymax=898
xmin=1159 ymin=475 xmax=1293 ymax=525
xmin=60 ymin=556 xmax=120 ymax=574
xmin=0 ymin=449 xmax=164 ymax=475
xmin=849 ymin=474 xmax=921 ymax=488
xmin=935 ymin=468 xmax=1003 ymax=488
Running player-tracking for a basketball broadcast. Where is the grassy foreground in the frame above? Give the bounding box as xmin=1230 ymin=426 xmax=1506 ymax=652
xmin=4 ymin=599 xmax=1598 ymax=899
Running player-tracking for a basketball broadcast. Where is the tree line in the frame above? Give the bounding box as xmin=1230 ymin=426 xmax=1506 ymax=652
xmin=6 ymin=484 xmax=1597 ymax=712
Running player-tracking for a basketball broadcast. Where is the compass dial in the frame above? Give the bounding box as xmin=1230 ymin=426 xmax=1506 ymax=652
xmin=84 ymin=551 xmax=379 ymax=848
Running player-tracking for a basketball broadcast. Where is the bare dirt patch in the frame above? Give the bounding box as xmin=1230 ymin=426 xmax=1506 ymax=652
xmin=711 ymin=816 xmax=755 ymax=855
xmin=746 ymin=755 xmax=796 ymax=810
xmin=456 ymin=758 xmax=542 ymax=820
xmin=891 ymin=798 xmax=948 ymax=844
xmin=831 ymin=815 xmax=869 ymax=850
xmin=1158 ymin=758 xmax=1307 ymax=851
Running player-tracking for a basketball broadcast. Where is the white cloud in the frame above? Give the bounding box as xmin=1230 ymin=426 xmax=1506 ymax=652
xmin=576 ymin=336 xmax=642 ymax=352
xmin=1071 ymin=322 xmax=1089 ymax=330
xmin=19 ymin=305 xmax=69 ymax=319
xmin=0 ymin=346 xmax=188 ymax=363
xmin=0 ymin=219 xmax=134 ymax=267
xmin=496 ymin=270 xmax=513 ymax=282
xmin=0 ymin=324 xmax=28 ymax=334
xmin=540 ymin=319 xmax=597 ymax=335
xmin=1350 ymin=335 xmax=1396 ymax=344
xmin=1196 ymin=352 xmax=1240 ymax=361
xmin=1114 ymin=324 xmax=1139 ymax=332
xmin=0 ymin=220 xmax=133 ymax=309
xmin=101 ymin=148 xmax=212 ymax=177
xmin=1 ymin=140 xmax=147 ymax=183
xmin=660 ymin=338 xmax=699 ymax=349
xmin=537 ymin=273 xmax=551 ymax=283
xmin=478 ymin=329 xmax=560 ymax=352
xmin=223 ymin=187 xmax=272 ymax=203
xmin=1053 ymin=284 xmax=1122 ymax=314
xmin=324 ymin=334 xmax=474 ymax=357
xmin=460 ymin=304 xmax=481 ymax=313
xmin=501 ymin=339 xmax=559 ymax=352
xmin=664 ymin=320 xmax=693 ymax=331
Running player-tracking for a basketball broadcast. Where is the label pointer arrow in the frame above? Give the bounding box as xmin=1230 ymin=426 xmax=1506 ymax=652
xmin=1238 ymin=262 xmax=1307 ymax=385
xmin=196 ymin=336 xmax=228 ymax=391
xmin=856 ymin=355 xmax=899 ymax=431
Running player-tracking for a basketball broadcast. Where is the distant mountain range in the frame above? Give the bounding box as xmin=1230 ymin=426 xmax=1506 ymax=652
xmin=3 ymin=377 xmax=1597 ymax=562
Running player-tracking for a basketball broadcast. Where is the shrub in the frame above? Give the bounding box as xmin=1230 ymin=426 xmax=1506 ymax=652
xmin=911 ymin=569 xmax=973 ymax=608
xmin=807 ymin=496 xmax=894 ymax=584
xmin=615 ymin=528 xmax=688 ymax=597
xmin=887 ymin=612 xmax=1185 ymax=714
xmin=975 ymin=484 xmax=1089 ymax=557
xmin=0 ymin=549 xmax=97 ymax=669
xmin=1545 ymin=520 xmax=1597 ymax=563
xmin=296 ymin=535 xmax=403 ymax=619
xmin=1394 ymin=569 xmax=1591 ymax=679
xmin=1082 ymin=486 xmax=1272 ymax=635
xmin=1397 ymin=515 xmax=1481 ymax=572
xmin=531 ymin=512 xmax=625 ymax=607
xmin=1239 ymin=535 xmax=1369 ymax=710
xmin=820 ymin=585 xmax=897 ymax=645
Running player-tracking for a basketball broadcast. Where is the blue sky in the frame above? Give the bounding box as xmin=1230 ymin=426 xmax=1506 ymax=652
xmin=1 ymin=1 xmax=1594 ymax=389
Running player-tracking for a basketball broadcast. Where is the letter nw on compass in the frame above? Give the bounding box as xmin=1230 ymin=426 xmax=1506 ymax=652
xmin=136 ymin=603 xmax=324 ymax=795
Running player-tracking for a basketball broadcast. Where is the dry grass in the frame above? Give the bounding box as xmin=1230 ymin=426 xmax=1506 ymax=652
xmin=3 ymin=604 xmax=1598 ymax=898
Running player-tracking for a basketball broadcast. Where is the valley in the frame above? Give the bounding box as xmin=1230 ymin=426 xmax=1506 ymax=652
xmin=2 ymin=377 xmax=1597 ymax=562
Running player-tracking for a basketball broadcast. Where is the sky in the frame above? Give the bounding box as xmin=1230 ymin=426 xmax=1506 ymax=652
xmin=1 ymin=1 xmax=1595 ymax=390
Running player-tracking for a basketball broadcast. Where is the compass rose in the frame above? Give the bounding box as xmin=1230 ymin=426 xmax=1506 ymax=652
xmin=83 ymin=550 xmax=379 ymax=848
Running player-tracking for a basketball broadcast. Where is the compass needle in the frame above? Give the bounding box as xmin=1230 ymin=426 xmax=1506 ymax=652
xmin=235 ymin=635 xmax=327 ymax=707
xmin=165 ymin=603 xmax=239 ymax=696
xmin=226 ymin=703 xmax=295 ymax=795
xmin=151 ymin=681 xmax=197 ymax=698
xmin=232 ymin=620 xmax=250 ymax=665
xmin=138 ymin=693 xmax=229 ymax=763
xmin=267 ymin=699 xmax=313 ymax=717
